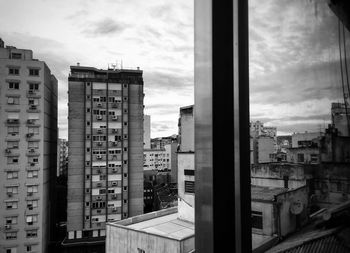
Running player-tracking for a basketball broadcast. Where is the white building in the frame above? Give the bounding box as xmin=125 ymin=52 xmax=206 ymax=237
xmin=0 ymin=38 xmax=58 ymax=253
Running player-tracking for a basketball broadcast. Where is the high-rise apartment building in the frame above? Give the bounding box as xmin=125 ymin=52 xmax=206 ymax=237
xmin=0 ymin=39 xmax=58 ymax=253
xmin=57 ymin=138 xmax=68 ymax=177
xmin=64 ymin=65 xmax=144 ymax=249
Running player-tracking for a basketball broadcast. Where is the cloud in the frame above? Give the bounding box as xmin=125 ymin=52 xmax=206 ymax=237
xmin=82 ymin=18 xmax=126 ymax=36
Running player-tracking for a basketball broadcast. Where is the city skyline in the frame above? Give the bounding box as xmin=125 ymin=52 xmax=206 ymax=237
xmin=1 ymin=0 xmax=348 ymax=138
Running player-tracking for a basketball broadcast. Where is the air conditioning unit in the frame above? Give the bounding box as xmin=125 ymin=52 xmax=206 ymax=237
xmin=113 ymin=142 xmax=118 ymax=146
xmin=112 ymin=116 xmax=118 ymax=121
xmin=112 ymin=195 xmax=117 ymax=200
xmin=7 ymin=192 xmax=13 ymax=197
xmin=98 ymin=142 xmax=102 ymax=146
xmin=97 ymin=169 xmax=102 ymax=173
xmin=26 ymin=133 xmax=34 ymax=138
xmin=112 ymin=129 xmax=117 ymax=133
xmin=5 ymin=148 xmax=11 ymax=153
xmin=28 ymin=90 xmax=34 ymax=94
xmin=97 ymin=129 xmax=103 ymax=134
xmin=97 ymin=115 xmax=103 ymax=120
xmin=7 ymin=119 xmax=19 ymax=124
xmin=112 ymin=103 xmax=118 ymax=108
xmin=112 ymin=182 xmax=117 ymax=186
xmin=27 ymin=119 xmax=34 ymax=124
xmin=28 ymin=205 xmax=33 ymax=210
xmin=28 ymin=192 xmax=33 ymax=196
xmin=96 ymin=196 xmax=102 ymax=201
xmin=29 ymin=148 xmax=35 ymax=153
xmin=4 ymin=225 xmax=11 ymax=230
xmin=30 ymin=105 xmax=37 ymax=110
xmin=97 ymin=183 xmax=102 ymax=187
xmin=30 ymin=163 xmax=35 ymax=166
xmin=97 ymin=155 xmax=102 ymax=159
xmin=97 ymin=103 xmax=102 ymax=107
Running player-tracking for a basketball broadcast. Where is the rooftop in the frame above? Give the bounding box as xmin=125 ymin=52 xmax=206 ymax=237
xmin=251 ymin=185 xmax=288 ymax=201
xmin=108 ymin=207 xmax=194 ymax=241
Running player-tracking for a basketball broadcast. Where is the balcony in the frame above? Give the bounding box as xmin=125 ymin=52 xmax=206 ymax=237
xmin=108 ymin=128 xmax=122 ymax=135
xmin=92 ymin=141 xmax=106 ymax=148
xmin=93 ymin=154 xmax=107 ymax=161
xmin=26 ymin=119 xmax=39 ymax=126
xmin=6 ymin=119 xmax=19 ymax=125
xmin=4 ymin=148 xmax=20 ymax=157
xmin=93 ymin=128 xmax=107 ymax=135
xmin=109 ymin=154 xmax=122 ymax=161
xmin=110 ymin=102 xmax=122 ymax=109
xmin=26 ymin=105 xmax=40 ymax=113
xmin=26 ymin=149 xmax=40 ymax=156
xmin=27 ymin=90 xmax=41 ymax=98
xmin=109 ymin=141 xmax=122 ymax=148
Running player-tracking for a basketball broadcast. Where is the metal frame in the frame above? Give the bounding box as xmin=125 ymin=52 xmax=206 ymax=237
xmin=195 ymin=0 xmax=251 ymax=252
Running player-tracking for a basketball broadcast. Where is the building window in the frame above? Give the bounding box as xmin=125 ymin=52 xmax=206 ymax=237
xmin=6 ymin=201 xmax=18 ymax=209
xmin=28 ymin=127 xmax=39 ymax=135
xmin=252 ymin=211 xmax=263 ymax=229
xmin=27 ymin=200 xmax=38 ymax=210
xmin=26 ymin=245 xmax=32 ymax=252
xmin=7 ymin=97 xmax=19 ymax=105
xmin=87 ymin=108 xmax=90 ymax=113
xmin=8 ymin=67 xmax=20 ymax=75
xmin=184 ymin=170 xmax=195 ymax=176
xmin=7 ymin=141 xmax=19 ymax=149
xmin=8 ymin=126 xmax=19 ymax=135
xmin=28 ymin=141 xmax=39 ymax=149
xmin=297 ymin=153 xmax=305 ymax=163
xmin=7 ymin=171 xmax=18 ymax=179
xmin=7 ymin=157 xmax=19 ymax=164
xmin=5 ymin=232 xmax=17 ymax=240
xmin=29 ymin=83 xmax=39 ymax=90
xmin=29 ymin=69 xmax=39 ymax=76
xmin=27 ymin=170 xmax=38 ymax=178
xmin=185 ymin=181 xmax=195 ymax=193
xmin=27 ymin=185 xmax=39 ymax=194
xmin=28 ymin=98 xmax=39 ymax=105
xmin=26 ymin=229 xmax=38 ymax=238
xmin=8 ymin=82 xmax=19 ymax=90
xmin=11 ymin=53 xmax=22 ymax=59
xmin=26 ymin=215 xmax=38 ymax=225
xmin=5 ymin=216 xmax=18 ymax=225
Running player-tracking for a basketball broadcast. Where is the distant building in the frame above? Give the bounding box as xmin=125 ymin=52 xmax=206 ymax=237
xmin=63 ymin=65 xmax=144 ymax=251
xmin=291 ymin=131 xmax=322 ymax=148
xmin=250 ymin=121 xmax=277 ymax=140
xmin=0 ymin=39 xmax=58 ymax=253
xmin=178 ymin=105 xmax=194 ymax=152
xmin=143 ymin=115 xmax=151 ymax=149
xmin=331 ymin=102 xmax=350 ymax=137
xmin=57 ymin=138 xmax=68 ymax=177
xmin=251 ymin=185 xmax=309 ymax=238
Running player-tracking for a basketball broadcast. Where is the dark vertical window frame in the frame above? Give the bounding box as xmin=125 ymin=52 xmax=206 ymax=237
xmin=195 ymin=0 xmax=251 ymax=252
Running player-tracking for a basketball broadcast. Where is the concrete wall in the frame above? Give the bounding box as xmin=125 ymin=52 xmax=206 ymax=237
xmin=276 ymin=186 xmax=309 ymax=237
xmin=67 ymin=81 xmax=85 ymax=232
xmin=257 ymin=136 xmax=275 ymax=163
xmin=291 ymin=132 xmax=321 ymax=148
xmin=179 ymin=107 xmax=194 ymax=152
xmin=177 ymin=153 xmax=194 ymax=223
xmin=251 ymin=202 xmax=274 ymax=236
xmin=128 ymin=83 xmax=144 ymax=217
xmin=287 ymin=147 xmax=319 ymax=164
xmin=143 ymin=115 xmax=151 ymax=149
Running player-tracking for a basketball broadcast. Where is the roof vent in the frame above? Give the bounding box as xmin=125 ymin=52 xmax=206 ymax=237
xmin=77 ymin=62 xmax=80 ymax=66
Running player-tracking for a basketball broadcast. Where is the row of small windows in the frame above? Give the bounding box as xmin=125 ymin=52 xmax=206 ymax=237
xmin=6 ymin=199 xmax=38 ymax=210
xmin=8 ymin=67 xmax=40 ymax=76
xmin=7 ymin=157 xmax=39 ymax=164
xmin=5 ymin=229 xmax=38 ymax=240
xmin=7 ymin=141 xmax=39 ymax=148
xmin=7 ymin=97 xmax=40 ymax=105
xmin=8 ymin=82 xmax=40 ymax=90
xmin=6 ymin=170 xmax=39 ymax=179
xmin=6 ymin=185 xmax=39 ymax=195
xmin=7 ymin=127 xmax=40 ymax=134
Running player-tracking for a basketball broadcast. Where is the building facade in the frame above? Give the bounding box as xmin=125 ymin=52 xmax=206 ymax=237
xmin=57 ymin=138 xmax=68 ymax=177
xmin=143 ymin=115 xmax=151 ymax=149
xmin=64 ymin=65 xmax=144 ymax=249
xmin=0 ymin=39 xmax=58 ymax=253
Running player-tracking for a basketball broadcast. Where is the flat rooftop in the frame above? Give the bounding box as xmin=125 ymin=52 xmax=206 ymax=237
xmin=251 ymin=185 xmax=288 ymax=201
xmin=108 ymin=207 xmax=194 ymax=241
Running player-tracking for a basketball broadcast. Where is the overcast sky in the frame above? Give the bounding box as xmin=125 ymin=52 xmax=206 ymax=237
xmin=0 ymin=0 xmax=348 ymax=138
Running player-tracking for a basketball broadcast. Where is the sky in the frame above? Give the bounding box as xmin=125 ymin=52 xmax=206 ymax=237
xmin=0 ymin=0 xmax=349 ymax=138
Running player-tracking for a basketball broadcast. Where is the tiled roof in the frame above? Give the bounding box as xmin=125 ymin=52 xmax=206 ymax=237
xmin=266 ymin=227 xmax=350 ymax=253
